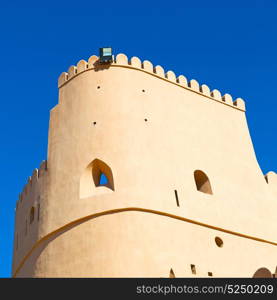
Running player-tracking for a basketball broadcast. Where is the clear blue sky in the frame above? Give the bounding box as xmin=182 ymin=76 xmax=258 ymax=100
xmin=0 ymin=1 xmax=276 ymax=277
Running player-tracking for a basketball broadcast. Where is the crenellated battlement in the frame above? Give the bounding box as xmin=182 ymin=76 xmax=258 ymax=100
xmin=58 ymin=53 xmax=245 ymax=111
xmin=13 ymin=159 xmax=48 ymax=273
xmin=13 ymin=49 xmax=277 ymax=278
xmin=16 ymin=160 xmax=47 ymax=211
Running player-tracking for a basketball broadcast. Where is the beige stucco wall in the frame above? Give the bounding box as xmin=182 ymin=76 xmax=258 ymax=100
xmin=12 ymin=53 xmax=277 ymax=277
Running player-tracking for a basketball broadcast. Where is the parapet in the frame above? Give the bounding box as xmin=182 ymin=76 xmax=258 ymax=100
xmin=16 ymin=160 xmax=47 ymax=211
xmin=57 ymin=53 xmax=246 ymax=112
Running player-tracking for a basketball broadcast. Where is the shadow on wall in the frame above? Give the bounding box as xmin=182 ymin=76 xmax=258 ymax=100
xmin=80 ymin=159 xmax=114 ymax=198
xmin=194 ymin=170 xmax=213 ymax=195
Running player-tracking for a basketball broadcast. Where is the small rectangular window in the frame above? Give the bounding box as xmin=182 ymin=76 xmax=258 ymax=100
xmin=191 ymin=264 xmax=196 ymax=274
xmin=174 ymin=190 xmax=180 ymax=207
xmin=30 ymin=207 xmax=35 ymax=224
xmin=38 ymin=203 xmax=40 ymax=221
xmin=208 ymin=272 xmax=213 ymax=277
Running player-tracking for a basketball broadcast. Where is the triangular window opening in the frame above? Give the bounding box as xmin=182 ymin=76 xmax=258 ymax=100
xmin=99 ymin=173 xmax=108 ymax=185
xmin=92 ymin=159 xmax=114 ymax=191
xmin=80 ymin=158 xmax=115 ymax=198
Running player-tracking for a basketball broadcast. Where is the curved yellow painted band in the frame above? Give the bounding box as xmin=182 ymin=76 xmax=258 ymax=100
xmin=13 ymin=207 xmax=276 ymax=277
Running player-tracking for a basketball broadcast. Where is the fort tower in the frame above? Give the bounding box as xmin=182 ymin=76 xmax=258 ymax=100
xmin=12 ymin=52 xmax=277 ymax=277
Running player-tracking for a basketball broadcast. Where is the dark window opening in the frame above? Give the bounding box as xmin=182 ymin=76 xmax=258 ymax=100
xmin=191 ymin=264 xmax=196 ymax=275
xmin=169 ymin=268 xmax=175 ymax=278
xmin=208 ymin=272 xmax=213 ymax=277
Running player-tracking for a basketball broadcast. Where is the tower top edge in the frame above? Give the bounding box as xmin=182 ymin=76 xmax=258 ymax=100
xmin=57 ymin=53 xmax=246 ymax=112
